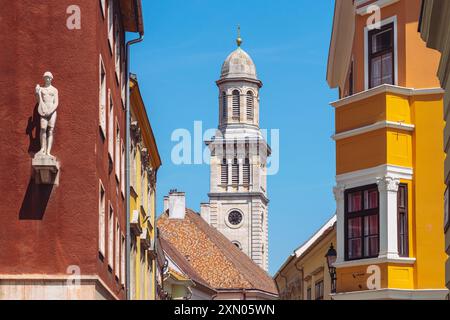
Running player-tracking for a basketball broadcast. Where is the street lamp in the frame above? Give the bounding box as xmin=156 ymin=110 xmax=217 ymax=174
xmin=325 ymin=243 xmax=337 ymax=294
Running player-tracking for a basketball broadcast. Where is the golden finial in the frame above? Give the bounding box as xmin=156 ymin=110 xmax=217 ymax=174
xmin=236 ymin=25 xmax=243 ymax=47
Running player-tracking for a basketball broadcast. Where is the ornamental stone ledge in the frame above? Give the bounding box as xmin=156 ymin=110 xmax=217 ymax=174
xmin=333 ymin=256 xmax=417 ymax=269
xmin=32 ymin=153 xmax=60 ymax=186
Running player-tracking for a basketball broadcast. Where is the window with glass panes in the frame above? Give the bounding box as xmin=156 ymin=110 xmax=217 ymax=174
xmin=345 ymin=185 xmax=379 ymax=261
xmin=368 ymin=23 xmax=394 ymax=88
xmin=315 ymin=280 xmax=324 ymax=300
xmin=397 ymin=184 xmax=409 ymax=257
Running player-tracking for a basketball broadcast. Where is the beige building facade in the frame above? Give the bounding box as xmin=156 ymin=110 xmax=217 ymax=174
xmin=275 ymin=216 xmax=336 ymax=300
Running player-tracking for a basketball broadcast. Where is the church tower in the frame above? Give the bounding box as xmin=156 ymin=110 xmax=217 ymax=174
xmin=201 ymin=30 xmax=270 ymax=271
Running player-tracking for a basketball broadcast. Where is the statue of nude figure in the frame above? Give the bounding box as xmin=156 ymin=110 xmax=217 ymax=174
xmin=35 ymin=71 xmax=58 ymax=157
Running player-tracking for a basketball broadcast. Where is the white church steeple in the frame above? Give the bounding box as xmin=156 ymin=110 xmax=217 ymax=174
xmin=202 ymin=30 xmax=270 ymax=271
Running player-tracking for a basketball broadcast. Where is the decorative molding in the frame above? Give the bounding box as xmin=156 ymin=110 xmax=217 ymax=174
xmin=331 ymin=84 xmax=444 ymax=109
xmin=332 ymin=121 xmax=415 ymax=141
xmin=377 ymin=176 xmax=400 ymax=192
xmin=336 ymin=164 xmax=413 ymax=188
xmin=334 ymin=256 xmax=416 ymax=269
xmin=331 ymin=288 xmax=448 ymax=300
xmin=356 ymin=0 xmax=400 ymax=16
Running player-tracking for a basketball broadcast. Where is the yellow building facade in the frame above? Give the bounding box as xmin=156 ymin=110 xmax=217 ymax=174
xmin=420 ymin=0 xmax=450 ymax=298
xmin=274 ymin=216 xmax=336 ymax=300
xmin=327 ymin=0 xmax=447 ymax=299
xmin=129 ymin=75 xmax=162 ymax=300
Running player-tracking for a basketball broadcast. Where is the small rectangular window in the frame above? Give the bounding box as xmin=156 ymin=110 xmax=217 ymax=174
xmin=232 ymin=158 xmax=239 ymax=185
xmin=398 ymin=184 xmax=409 ymax=257
xmin=108 ymin=91 xmax=114 ymax=161
xmin=306 ymin=287 xmax=312 ymax=301
xmin=99 ymin=181 xmax=106 ymax=256
xmin=107 ymin=0 xmax=114 ymax=53
xmin=243 ymin=158 xmax=250 ymax=186
xmin=115 ymin=220 xmax=120 ymax=278
xmin=115 ymin=120 xmax=120 ymax=182
xmin=315 ymin=280 xmax=324 ymax=300
xmin=121 ymin=234 xmax=125 ymax=285
xmin=99 ymin=56 xmax=106 ymax=137
xmin=221 ymin=159 xmax=228 ymax=185
xmin=368 ymin=23 xmax=394 ymax=88
xmin=121 ymin=140 xmax=125 ymax=196
xmin=108 ymin=204 xmax=114 ymax=269
xmin=115 ymin=19 xmax=121 ymax=83
xmin=349 ymin=60 xmax=354 ymax=96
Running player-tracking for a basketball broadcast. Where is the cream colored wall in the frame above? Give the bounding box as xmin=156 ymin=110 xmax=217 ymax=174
xmin=276 ymin=230 xmax=336 ymax=300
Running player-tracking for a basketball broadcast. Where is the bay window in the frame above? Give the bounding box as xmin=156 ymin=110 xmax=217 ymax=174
xmin=345 ymin=185 xmax=379 ymax=261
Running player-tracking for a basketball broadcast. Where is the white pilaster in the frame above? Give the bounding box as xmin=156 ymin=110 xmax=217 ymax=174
xmin=377 ymin=176 xmax=400 ymax=259
xmin=334 ymin=186 xmax=346 ymax=263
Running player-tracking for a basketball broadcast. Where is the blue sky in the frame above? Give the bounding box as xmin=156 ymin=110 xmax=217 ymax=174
xmin=130 ymin=0 xmax=338 ymax=275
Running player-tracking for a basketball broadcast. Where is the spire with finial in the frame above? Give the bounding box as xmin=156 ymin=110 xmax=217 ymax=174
xmin=236 ymin=25 xmax=243 ymax=47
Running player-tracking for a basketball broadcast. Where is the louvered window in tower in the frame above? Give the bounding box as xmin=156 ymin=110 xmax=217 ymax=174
xmin=221 ymin=159 xmax=228 ymax=185
xmin=232 ymin=158 xmax=239 ymax=185
xmin=232 ymin=90 xmax=240 ymax=119
xmin=246 ymin=91 xmax=254 ymax=120
xmin=243 ymin=158 xmax=250 ymax=185
xmin=222 ymin=92 xmax=227 ymax=120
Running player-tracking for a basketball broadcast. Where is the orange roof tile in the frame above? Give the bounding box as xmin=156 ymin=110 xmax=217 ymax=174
xmin=157 ymin=209 xmax=278 ymax=295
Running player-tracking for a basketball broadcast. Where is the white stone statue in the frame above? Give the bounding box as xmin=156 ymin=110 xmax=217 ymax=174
xmin=35 ymin=72 xmax=58 ymax=158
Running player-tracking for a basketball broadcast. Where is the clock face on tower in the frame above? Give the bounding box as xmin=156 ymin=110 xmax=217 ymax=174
xmin=228 ymin=211 xmax=243 ymax=226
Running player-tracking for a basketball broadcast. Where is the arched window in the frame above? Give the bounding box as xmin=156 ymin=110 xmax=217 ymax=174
xmin=232 ymin=90 xmax=240 ymax=119
xmin=221 ymin=158 xmax=228 ymax=185
xmin=222 ymin=92 xmax=227 ymax=120
xmin=246 ymin=91 xmax=254 ymax=120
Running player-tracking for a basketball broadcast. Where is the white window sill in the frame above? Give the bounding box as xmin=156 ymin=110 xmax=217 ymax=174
xmin=334 ymin=256 xmax=416 ymax=268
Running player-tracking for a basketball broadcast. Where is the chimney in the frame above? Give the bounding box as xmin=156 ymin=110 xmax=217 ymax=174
xmin=168 ymin=190 xmax=186 ymax=219
xmin=163 ymin=196 xmax=169 ymax=212
xmin=200 ymin=203 xmax=210 ymax=224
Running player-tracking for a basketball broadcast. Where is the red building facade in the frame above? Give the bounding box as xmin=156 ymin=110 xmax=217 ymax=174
xmin=0 ymin=0 xmax=143 ymax=299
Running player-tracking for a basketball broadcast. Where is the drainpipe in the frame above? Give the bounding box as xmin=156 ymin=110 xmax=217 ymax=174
xmin=125 ymin=0 xmax=144 ymax=301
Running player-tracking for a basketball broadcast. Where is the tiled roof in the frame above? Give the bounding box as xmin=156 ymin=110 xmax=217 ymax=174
xmin=157 ymin=209 xmax=278 ymax=295
xmin=160 ymin=237 xmax=214 ymax=293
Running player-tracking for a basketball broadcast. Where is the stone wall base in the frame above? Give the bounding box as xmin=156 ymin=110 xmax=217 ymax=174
xmin=0 ymin=275 xmax=118 ymax=300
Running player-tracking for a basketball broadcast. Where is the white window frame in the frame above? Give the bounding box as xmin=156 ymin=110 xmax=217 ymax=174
xmin=115 ymin=219 xmax=120 ymax=278
xmin=115 ymin=119 xmax=120 ymax=182
xmin=99 ymin=55 xmax=106 ymax=138
xmin=100 ymin=0 xmax=106 ymax=18
xmin=121 ymin=139 xmax=125 ymax=196
xmin=107 ymin=0 xmax=114 ymax=54
xmin=108 ymin=203 xmax=114 ymax=269
xmin=98 ymin=180 xmax=106 ymax=256
xmin=364 ymin=16 xmax=398 ymax=90
xmin=115 ymin=19 xmax=121 ymax=84
xmin=121 ymin=61 xmax=126 ymax=108
xmin=108 ymin=90 xmax=114 ymax=160
xmin=121 ymin=234 xmax=125 ymax=285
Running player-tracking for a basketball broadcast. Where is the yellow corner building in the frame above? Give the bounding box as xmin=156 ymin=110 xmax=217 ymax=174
xmin=327 ymin=0 xmax=448 ymax=299
xmin=129 ymin=75 xmax=162 ymax=300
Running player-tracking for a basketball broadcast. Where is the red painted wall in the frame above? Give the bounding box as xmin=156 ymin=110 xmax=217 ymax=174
xmin=0 ymin=0 xmax=127 ymax=299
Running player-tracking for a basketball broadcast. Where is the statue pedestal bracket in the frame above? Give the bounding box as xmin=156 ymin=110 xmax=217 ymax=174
xmin=32 ymin=154 xmax=60 ymax=186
